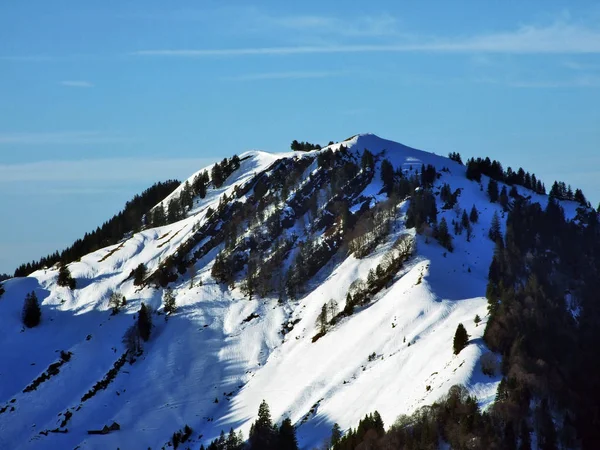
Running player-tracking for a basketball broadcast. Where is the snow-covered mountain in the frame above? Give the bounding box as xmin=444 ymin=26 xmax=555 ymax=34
xmin=0 ymin=134 xmax=582 ymax=450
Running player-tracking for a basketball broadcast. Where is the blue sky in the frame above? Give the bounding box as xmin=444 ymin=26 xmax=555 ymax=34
xmin=1 ymin=1 xmax=600 ymax=273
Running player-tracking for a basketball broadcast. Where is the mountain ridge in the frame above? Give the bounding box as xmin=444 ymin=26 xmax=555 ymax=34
xmin=0 ymin=134 xmax=588 ymax=449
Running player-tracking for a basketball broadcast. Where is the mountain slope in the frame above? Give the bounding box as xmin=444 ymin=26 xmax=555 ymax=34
xmin=0 ymin=134 xmax=581 ymax=449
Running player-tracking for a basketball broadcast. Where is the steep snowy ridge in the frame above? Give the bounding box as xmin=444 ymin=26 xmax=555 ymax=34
xmin=0 ymin=134 xmax=579 ymax=449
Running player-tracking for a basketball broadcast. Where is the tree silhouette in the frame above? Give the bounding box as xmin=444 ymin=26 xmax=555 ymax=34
xmin=249 ymin=400 xmax=276 ymax=450
xmin=137 ymin=303 xmax=152 ymax=341
xmin=22 ymin=291 xmax=41 ymax=328
xmin=57 ymin=263 xmax=76 ymax=290
xmin=453 ymin=323 xmax=469 ymax=354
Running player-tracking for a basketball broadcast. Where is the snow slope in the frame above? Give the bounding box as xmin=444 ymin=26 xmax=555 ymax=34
xmin=0 ymin=133 xmax=568 ymax=449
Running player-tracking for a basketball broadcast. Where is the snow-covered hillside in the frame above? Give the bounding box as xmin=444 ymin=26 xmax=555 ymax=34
xmin=1 ymin=133 xmax=578 ymax=450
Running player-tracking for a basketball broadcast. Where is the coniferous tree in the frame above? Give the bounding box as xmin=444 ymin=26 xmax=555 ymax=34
xmin=489 ymin=211 xmax=502 ymax=242
xmin=448 ymin=152 xmax=463 ymax=164
xmin=194 ymin=170 xmax=210 ymax=198
xmin=380 ymin=159 xmax=394 ymax=194
xmin=278 ymin=418 xmax=298 ymax=450
xmin=470 ymin=204 xmax=479 ymax=223
xmin=372 ymin=411 xmax=385 ymax=435
xmin=152 ymin=203 xmax=167 ymax=227
xmin=436 ymin=217 xmax=453 ymax=251
xmin=488 ymin=179 xmax=499 ymax=203
xmin=212 ymin=162 xmax=224 ymax=188
xmin=331 ymin=423 xmax=342 ymax=447
xmin=132 ymin=263 xmax=147 ymax=286
xmin=361 ymin=149 xmax=374 ymax=171
xmin=453 ymin=323 xmax=469 ymax=354
xmin=167 ymin=197 xmax=182 ymax=223
xmin=499 ymin=185 xmax=509 ymax=210
xmin=22 ymin=291 xmax=41 ymax=328
xmin=224 ymin=427 xmax=243 ymax=450
xmin=0 ymin=282 xmax=4 ymax=299
xmin=466 ymin=159 xmax=482 ymax=181
xmin=180 ymin=181 xmax=194 ymax=211
xmin=137 ymin=302 xmax=152 ymax=341
xmin=57 ymin=263 xmax=76 ymax=290
xmin=163 ymin=288 xmax=176 ymax=316
xmin=249 ymin=400 xmax=276 ymax=450
xmin=574 ymin=188 xmax=587 ymax=206
xmin=317 ymin=304 xmax=328 ymax=335
xmin=461 ymin=209 xmax=470 ymax=229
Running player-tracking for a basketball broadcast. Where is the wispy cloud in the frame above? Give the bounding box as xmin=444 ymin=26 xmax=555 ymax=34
xmin=0 ymin=131 xmax=131 ymax=145
xmin=0 ymin=158 xmax=214 ymax=183
xmin=223 ymin=70 xmax=350 ymax=81
xmin=562 ymin=60 xmax=600 ymax=71
xmin=60 ymin=80 xmax=94 ymax=88
xmin=253 ymin=12 xmax=400 ymax=37
xmin=476 ymin=74 xmax=600 ymax=88
xmin=0 ymin=55 xmax=58 ymax=62
xmin=133 ymin=21 xmax=600 ymax=57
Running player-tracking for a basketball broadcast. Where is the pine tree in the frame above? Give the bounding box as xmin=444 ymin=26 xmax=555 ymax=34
xmin=137 ymin=302 xmax=152 ymax=341
xmin=278 ymin=418 xmax=298 ymax=450
xmin=163 ymin=288 xmax=176 ymax=316
xmin=317 ymin=304 xmax=328 ymax=335
xmin=132 ymin=263 xmax=147 ymax=286
xmin=249 ymin=400 xmax=276 ymax=450
xmin=372 ymin=411 xmax=385 ymax=435
xmin=22 ymin=291 xmax=41 ymax=328
xmin=489 ymin=211 xmax=502 ymax=242
xmin=488 ymin=179 xmax=499 ymax=203
xmin=0 ymin=282 xmax=4 ymax=299
xmin=574 ymin=188 xmax=587 ymax=206
xmin=361 ymin=149 xmax=374 ymax=171
xmin=380 ymin=159 xmax=394 ymax=194
xmin=167 ymin=197 xmax=182 ymax=223
xmin=461 ymin=209 xmax=470 ymax=229
xmin=499 ymin=185 xmax=509 ymax=210
xmin=331 ymin=423 xmax=342 ymax=447
xmin=225 ymin=427 xmax=243 ymax=450
xmin=152 ymin=204 xmax=167 ymax=227
xmin=57 ymin=263 xmax=76 ymax=290
xmin=180 ymin=181 xmax=194 ymax=211
xmin=453 ymin=323 xmax=469 ymax=354
xmin=436 ymin=217 xmax=453 ymax=251
xmin=212 ymin=162 xmax=224 ymax=188
xmin=194 ymin=170 xmax=209 ymax=198
xmin=469 ymin=205 xmax=479 ymax=223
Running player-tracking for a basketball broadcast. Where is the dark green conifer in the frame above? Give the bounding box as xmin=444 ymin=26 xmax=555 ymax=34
xmin=137 ymin=302 xmax=152 ymax=341
xmin=453 ymin=323 xmax=469 ymax=354
xmin=22 ymin=291 xmax=41 ymax=328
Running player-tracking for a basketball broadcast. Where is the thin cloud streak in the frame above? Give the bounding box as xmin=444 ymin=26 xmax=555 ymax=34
xmin=223 ymin=70 xmax=350 ymax=81
xmin=60 ymin=80 xmax=94 ymax=88
xmin=477 ymin=75 xmax=600 ymax=88
xmin=253 ymin=11 xmax=400 ymax=37
xmin=133 ymin=22 xmax=600 ymax=57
